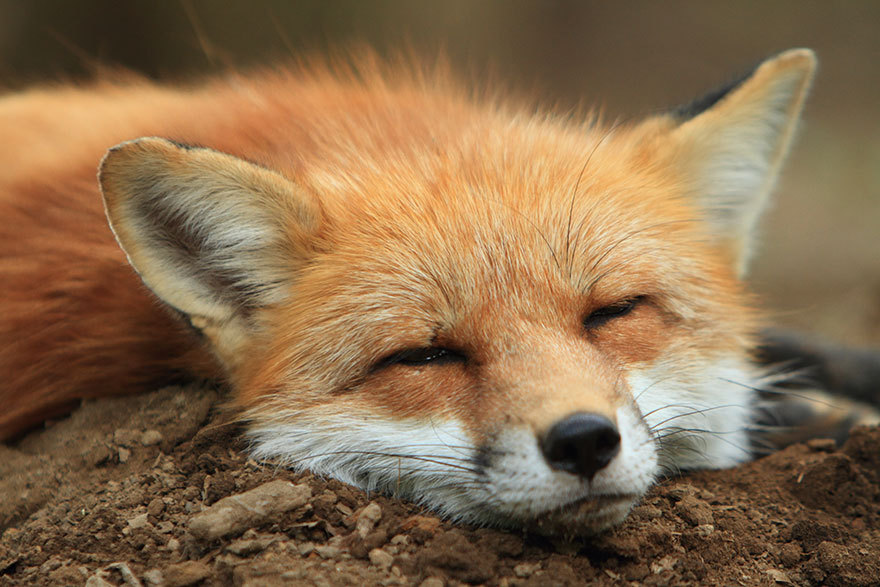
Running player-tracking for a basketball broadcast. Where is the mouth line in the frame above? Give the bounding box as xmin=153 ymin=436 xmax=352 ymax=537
xmin=525 ymin=493 xmax=640 ymax=535
xmin=553 ymin=493 xmax=639 ymax=515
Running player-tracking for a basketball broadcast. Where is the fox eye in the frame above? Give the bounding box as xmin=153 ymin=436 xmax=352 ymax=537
xmin=379 ymin=347 xmax=465 ymax=368
xmin=583 ymin=297 xmax=643 ymax=331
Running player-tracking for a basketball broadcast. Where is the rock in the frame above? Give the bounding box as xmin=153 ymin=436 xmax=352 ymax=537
xmin=651 ymin=555 xmax=677 ymax=575
xmin=778 ymin=543 xmax=802 ymax=567
xmin=514 ymin=562 xmax=541 ymax=577
xmin=113 ymin=429 xmax=140 ymax=447
xmin=85 ymin=576 xmax=114 ymax=587
xmin=140 ymin=430 xmax=163 ymax=446
xmin=188 ymin=480 xmax=310 ymax=542
xmin=316 ymin=545 xmax=341 ymax=559
xmin=356 ymin=502 xmax=383 ymax=538
xmin=163 ymin=561 xmax=211 ymax=587
xmin=369 ymin=548 xmax=394 ymax=569
xmin=674 ymin=495 xmax=714 ymax=526
xmin=106 ymin=562 xmax=142 ymax=586
xmin=147 ymin=498 xmax=165 ymax=517
xmin=225 ymin=535 xmax=278 ymax=556
xmin=142 ymin=569 xmax=163 ymax=586
xmin=400 ymin=515 xmax=440 ymax=544
xmin=85 ymin=563 xmax=144 ymax=587
xmin=127 ymin=513 xmax=149 ymax=530
xmin=765 ymin=568 xmax=793 ymax=584
xmin=419 ymin=579 xmax=444 ymax=587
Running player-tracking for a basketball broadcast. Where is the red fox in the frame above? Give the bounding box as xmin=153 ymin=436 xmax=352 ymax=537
xmin=0 ymin=50 xmax=818 ymax=534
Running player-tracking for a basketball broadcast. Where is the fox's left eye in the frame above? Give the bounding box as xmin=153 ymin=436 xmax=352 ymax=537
xmin=378 ymin=347 xmax=466 ymax=369
xmin=583 ymin=297 xmax=643 ymax=331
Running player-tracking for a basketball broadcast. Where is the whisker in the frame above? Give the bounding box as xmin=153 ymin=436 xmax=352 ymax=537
xmin=724 ymin=378 xmax=844 ymax=410
xmin=564 ymin=121 xmax=624 ymax=275
xmin=633 ymin=374 xmax=680 ymax=403
xmin=648 ymin=403 xmax=747 ymax=431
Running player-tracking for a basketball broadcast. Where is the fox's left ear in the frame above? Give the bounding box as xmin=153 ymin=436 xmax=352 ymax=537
xmin=665 ymin=48 xmax=816 ymax=275
xmin=99 ymin=138 xmax=321 ymax=369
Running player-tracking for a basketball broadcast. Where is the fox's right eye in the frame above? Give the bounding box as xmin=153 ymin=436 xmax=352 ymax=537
xmin=378 ymin=347 xmax=466 ymax=368
xmin=583 ymin=296 xmax=643 ymax=331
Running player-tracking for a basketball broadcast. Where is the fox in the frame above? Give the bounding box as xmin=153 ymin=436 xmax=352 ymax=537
xmin=0 ymin=48 xmax=835 ymax=535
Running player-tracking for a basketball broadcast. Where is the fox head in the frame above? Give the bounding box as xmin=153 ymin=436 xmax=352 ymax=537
xmin=99 ymin=49 xmax=815 ymax=535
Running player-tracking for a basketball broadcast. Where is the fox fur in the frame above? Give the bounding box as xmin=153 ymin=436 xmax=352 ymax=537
xmin=0 ymin=50 xmax=816 ymax=534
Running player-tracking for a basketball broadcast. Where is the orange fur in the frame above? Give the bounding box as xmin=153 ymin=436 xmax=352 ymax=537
xmin=0 ymin=51 xmax=816 ymax=533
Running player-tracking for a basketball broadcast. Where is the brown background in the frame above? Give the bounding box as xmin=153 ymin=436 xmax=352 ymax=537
xmin=1 ymin=0 xmax=878 ymax=345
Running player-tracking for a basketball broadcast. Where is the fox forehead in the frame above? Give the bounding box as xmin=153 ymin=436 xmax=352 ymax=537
xmin=294 ymin=115 xmax=713 ymax=299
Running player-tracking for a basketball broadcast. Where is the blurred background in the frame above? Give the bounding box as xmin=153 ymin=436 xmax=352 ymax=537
xmin=1 ymin=0 xmax=878 ymax=345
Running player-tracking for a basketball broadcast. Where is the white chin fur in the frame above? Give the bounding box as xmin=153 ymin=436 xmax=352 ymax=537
xmin=629 ymin=359 xmax=756 ymax=473
xmin=245 ymin=403 xmax=658 ymax=536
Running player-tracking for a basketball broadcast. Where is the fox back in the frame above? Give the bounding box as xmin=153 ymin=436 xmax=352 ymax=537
xmin=0 ymin=50 xmax=815 ymax=534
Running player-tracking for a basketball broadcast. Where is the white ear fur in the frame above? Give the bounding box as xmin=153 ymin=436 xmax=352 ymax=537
xmin=99 ymin=137 xmax=319 ymax=360
xmin=670 ymin=49 xmax=816 ymax=275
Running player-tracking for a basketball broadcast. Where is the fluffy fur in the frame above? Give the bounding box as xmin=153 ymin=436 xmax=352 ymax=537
xmin=0 ymin=50 xmax=816 ymax=534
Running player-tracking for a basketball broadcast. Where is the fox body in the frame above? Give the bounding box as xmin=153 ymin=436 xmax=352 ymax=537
xmin=0 ymin=50 xmax=815 ymax=534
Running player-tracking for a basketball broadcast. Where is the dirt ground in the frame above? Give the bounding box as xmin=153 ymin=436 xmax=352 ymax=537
xmin=1 ymin=380 xmax=879 ymax=587
xmin=1 ymin=5 xmax=879 ymax=585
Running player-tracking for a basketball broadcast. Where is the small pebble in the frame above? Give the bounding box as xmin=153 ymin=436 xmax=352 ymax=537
xmin=225 ymin=535 xmax=276 ymax=556
xmin=369 ymin=548 xmax=394 ymax=569
xmin=315 ymin=545 xmax=341 ymax=559
xmin=188 ymin=480 xmax=311 ymax=542
xmin=514 ymin=562 xmax=541 ymax=578
xmin=142 ymin=569 xmax=163 ymax=585
xmin=163 ymin=561 xmax=211 ymax=587
xmin=140 ymin=430 xmax=163 ymax=446
xmin=127 ymin=513 xmax=149 ymax=530
xmin=85 ymin=576 xmax=113 ymax=587
xmin=147 ymin=498 xmax=165 ymax=517
xmin=356 ymin=502 xmax=383 ymax=538
xmin=113 ymin=428 xmax=139 ymax=447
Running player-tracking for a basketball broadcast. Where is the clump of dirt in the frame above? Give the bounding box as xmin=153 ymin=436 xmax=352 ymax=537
xmin=1 ymin=385 xmax=879 ymax=586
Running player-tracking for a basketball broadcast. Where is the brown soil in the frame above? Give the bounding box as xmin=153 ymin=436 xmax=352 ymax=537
xmin=1 ymin=385 xmax=878 ymax=586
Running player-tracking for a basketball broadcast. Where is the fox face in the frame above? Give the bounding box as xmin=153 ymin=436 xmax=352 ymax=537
xmin=6 ymin=49 xmax=814 ymax=535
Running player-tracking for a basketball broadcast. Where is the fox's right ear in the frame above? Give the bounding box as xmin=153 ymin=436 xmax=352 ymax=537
xmin=99 ymin=137 xmax=320 ymax=364
xmin=662 ymin=49 xmax=816 ymax=276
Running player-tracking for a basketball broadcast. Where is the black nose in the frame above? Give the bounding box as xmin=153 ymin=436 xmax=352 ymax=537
xmin=541 ymin=413 xmax=621 ymax=479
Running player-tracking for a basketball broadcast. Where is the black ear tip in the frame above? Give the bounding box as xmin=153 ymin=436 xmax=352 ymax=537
xmin=672 ymin=65 xmax=756 ymax=121
xmin=671 ymin=49 xmax=816 ymax=122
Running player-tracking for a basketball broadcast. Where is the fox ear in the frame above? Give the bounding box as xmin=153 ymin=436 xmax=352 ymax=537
xmin=99 ymin=137 xmax=319 ymax=362
xmin=668 ymin=48 xmax=816 ymax=275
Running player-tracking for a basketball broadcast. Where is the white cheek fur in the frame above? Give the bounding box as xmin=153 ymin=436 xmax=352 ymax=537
xmin=629 ymin=359 xmax=756 ymax=472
